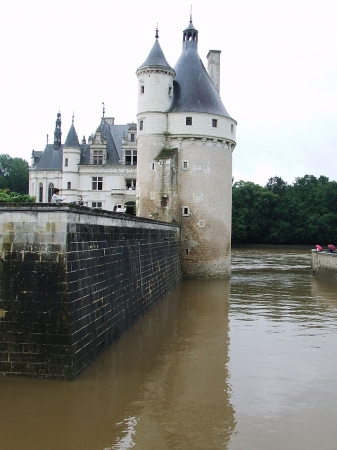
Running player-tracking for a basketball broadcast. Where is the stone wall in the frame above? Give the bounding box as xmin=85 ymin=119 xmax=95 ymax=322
xmin=311 ymin=249 xmax=337 ymax=285
xmin=0 ymin=204 xmax=181 ymax=379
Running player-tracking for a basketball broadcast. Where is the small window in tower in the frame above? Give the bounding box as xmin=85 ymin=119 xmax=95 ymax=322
xmin=168 ymin=86 xmax=172 ymax=95
xmin=64 ymin=158 xmax=68 ymax=167
xmin=151 ymin=162 xmax=155 ymax=171
xmin=231 ymin=124 xmax=234 ymax=132
xmin=130 ymin=133 xmax=135 ymax=142
xmin=182 ymin=160 xmax=189 ymax=170
xmin=186 ymin=117 xmax=192 ymax=126
xmin=186 ymin=249 xmax=189 ymax=255
xmin=212 ymin=119 xmax=218 ymax=128
xmin=67 ymin=182 xmax=71 ymax=190
xmin=182 ymin=206 xmax=190 ymax=216
xmin=161 ymin=196 xmax=169 ymax=207
xmin=139 ymin=120 xmax=144 ymax=131
xmin=141 ymin=85 xmax=144 ymax=94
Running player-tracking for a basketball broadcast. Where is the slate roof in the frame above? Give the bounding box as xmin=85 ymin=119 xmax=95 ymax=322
xmin=155 ymin=148 xmax=178 ymax=160
xmin=169 ymin=22 xmax=231 ymax=118
xmin=137 ymin=39 xmax=173 ymax=71
xmin=80 ymin=121 xmax=120 ymax=165
xmin=30 ymin=144 xmax=63 ymax=171
xmin=64 ymin=123 xmax=80 ymax=147
xmin=109 ymin=124 xmax=129 ymax=160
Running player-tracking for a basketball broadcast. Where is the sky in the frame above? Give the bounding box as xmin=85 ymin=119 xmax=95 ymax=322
xmin=0 ymin=0 xmax=336 ymax=186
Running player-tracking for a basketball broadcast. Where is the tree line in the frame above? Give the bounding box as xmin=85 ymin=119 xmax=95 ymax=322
xmin=232 ymin=175 xmax=337 ymax=245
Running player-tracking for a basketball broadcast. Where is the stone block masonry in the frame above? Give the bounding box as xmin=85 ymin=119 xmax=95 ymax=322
xmin=0 ymin=204 xmax=181 ymax=379
xmin=311 ymin=249 xmax=337 ymax=285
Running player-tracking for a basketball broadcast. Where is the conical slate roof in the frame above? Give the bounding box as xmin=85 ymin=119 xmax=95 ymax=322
xmin=64 ymin=123 xmax=80 ymax=147
xmin=169 ymin=21 xmax=231 ymax=117
xmin=138 ymin=39 xmax=173 ymax=71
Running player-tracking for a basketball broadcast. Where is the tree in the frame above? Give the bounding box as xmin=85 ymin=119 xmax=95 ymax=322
xmin=0 ymin=154 xmax=29 ymax=194
xmin=232 ymin=181 xmax=278 ymax=243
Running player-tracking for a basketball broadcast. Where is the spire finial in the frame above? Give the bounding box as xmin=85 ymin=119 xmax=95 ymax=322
xmin=72 ymin=112 xmax=74 ymax=125
xmin=54 ymin=111 xmax=62 ymax=150
xmin=190 ymin=5 xmax=193 ymax=23
xmin=102 ymin=102 xmax=105 ymax=119
xmin=155 ymin=23 xmax=159 ymax=40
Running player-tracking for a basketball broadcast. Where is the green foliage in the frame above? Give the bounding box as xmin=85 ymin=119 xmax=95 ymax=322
xmin=0 ymin=189 xmax=35 ymax=203
xmin=232 ymin=175 xmax=337 ymax=245
xmin=0 ymin=154 xmax=29 ymax=194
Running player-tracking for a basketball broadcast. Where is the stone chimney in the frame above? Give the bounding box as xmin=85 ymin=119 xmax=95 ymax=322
xmin=206 ymin=50 xmax=221 ymax=94
xmin=105 ymin=117 xmax=115 ymax=126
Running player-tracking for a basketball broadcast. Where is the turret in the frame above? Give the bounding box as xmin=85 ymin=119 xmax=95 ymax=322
xmin=136 ymin=26 xmax=175 ymax=119
xmin=62 ymin=115 xmax=81 ymax=195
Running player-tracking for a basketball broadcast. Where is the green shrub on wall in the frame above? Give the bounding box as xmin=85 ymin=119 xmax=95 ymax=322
xmin=0 ymin=189 xmax=35 ymax=203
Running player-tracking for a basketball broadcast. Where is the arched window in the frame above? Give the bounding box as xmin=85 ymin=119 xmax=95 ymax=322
xmin=39 ymin=183 xmax=43 ymax=203
xmin=48 ymin=183 xmax=54 ymax=202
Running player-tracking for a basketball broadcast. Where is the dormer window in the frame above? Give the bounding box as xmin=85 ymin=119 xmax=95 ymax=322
xmin=130 ymin=133 xmax=135 ymax=142
xmin=93 ymin=150 xmax=103 ymax=165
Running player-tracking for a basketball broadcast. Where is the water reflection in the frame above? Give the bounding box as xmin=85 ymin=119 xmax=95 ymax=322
xmin=1 ymin=249 xmax=337 ymax=449
xmin=0 ymin=280 xmax=234 ymax=450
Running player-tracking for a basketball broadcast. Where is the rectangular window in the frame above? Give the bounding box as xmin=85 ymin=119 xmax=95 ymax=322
xmin=67 ymin=182 xmax=71 ymax=190
xmin=125 ymin=179 xmax=136 ymax=190
xmin=139 ymin=120 xmax=144 ymax=131
xmin=182 ymin=206 xmax=190 ymax=216
xmin=231 ymin=124 xmax=234 ymax=132
xmin=130 ymin=133 xmax=135 ymax=142
xmin=182 ymin=160 xmax=189 ymax=170
xmin=168 ymin=86 xmax=172 ymax=95
xmin=125 ymin=150 xmax=137 ymax=165
xmin=186 ymin=117 xmax=192 ymax=126
xmin=141 ymin=85 xmax=144 ymax=94
xmin=92 ymin=176 xmax=103 ymax=190
xmin=92 ymin=202 xmax=102 ymax=209
xmin=93 ymin=150 xmax=103 ymax=165
xmin=161 ymin=196 xmax=169 ymax=207
xmin=64 ymin=158 xmax=68 ymax=167
xmin=212 ymin=119 xmax=218 ymax=128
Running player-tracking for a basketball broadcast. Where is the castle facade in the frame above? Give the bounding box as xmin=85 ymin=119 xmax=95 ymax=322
xmin=29 ymin=15 xmax=236 ymax=278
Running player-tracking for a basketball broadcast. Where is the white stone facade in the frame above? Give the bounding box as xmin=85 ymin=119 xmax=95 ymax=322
xmin=30 ymin=121 xmax=137 ymax=211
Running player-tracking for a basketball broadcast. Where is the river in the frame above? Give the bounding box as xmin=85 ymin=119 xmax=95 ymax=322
xmin=1 ymin=248 xmax=337 ymax=449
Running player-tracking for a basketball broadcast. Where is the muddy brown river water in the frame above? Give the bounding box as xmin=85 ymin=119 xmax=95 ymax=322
xmin=1 ymin=248 xmax=337 ymax=449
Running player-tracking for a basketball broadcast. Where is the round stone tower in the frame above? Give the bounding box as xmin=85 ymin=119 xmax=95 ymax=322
xmin=136 ymin=27 xmax=175 ymax=217
xmin=137 ymin=18 xmax=237 ymax=278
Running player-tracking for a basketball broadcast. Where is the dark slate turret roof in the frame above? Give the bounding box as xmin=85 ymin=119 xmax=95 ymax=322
xmin=64 ymin=124 xmax=80 ymax=147
xmin=137 ymin=39 xmax=173 ymax=71
xmin=31 ymin=144 xmax=63 ymax=170
xmin=169 ymin=21 xmax=231 ymax=118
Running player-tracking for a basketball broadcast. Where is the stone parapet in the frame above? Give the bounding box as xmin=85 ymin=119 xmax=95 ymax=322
xmin=311 ymin=249 xmax=337 ymax=285
xmin=0 ymin=204 xmax=181 ymax=379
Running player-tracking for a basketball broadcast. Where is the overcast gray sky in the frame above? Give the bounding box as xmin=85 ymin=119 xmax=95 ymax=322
xmin=1 ymin=0 xmax=336 ymax=186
